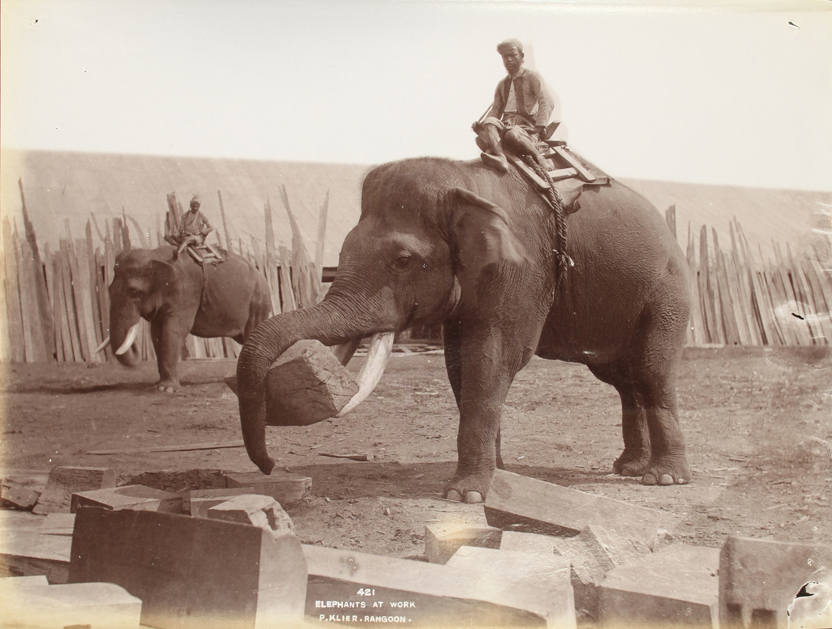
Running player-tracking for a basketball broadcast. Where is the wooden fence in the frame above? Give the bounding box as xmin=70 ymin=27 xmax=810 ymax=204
xmin=667 ymin=205 xmax=832 ymax=347
xmin=1 ymin=192 xmax=830 ymax=363
xmin=0 ymin=183 xmax=326 ymax=363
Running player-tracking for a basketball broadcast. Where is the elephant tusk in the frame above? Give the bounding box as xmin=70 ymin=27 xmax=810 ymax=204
xmin=94 ymin=336 xmax=111 ymax=354
xmin=337 ymin=332 xmax=394 ymax=417
xmin=115 ymin=323 xmax=140 ymax=356
xmin=331 ymin=337 xmax=362 ymax=366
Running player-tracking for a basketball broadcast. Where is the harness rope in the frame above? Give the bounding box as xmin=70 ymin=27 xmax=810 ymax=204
xmin=522 ymin=154 xmax=573 ymax=292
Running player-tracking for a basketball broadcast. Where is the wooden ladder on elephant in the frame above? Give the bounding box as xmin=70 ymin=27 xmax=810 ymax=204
xmin=508 ymin=140 xmax=603 ymax=193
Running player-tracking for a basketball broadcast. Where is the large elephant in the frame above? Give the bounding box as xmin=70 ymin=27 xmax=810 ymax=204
xmin=237 ymin=157 xmax=692 ymax=503
xmin=102 ymin=246 xmax=271 ymax=392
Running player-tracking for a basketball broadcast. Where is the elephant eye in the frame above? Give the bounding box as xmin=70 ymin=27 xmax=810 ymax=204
xmin=392 ymin=253 xmax=413 ymax=271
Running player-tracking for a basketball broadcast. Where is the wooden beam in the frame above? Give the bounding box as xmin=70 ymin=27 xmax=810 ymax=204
xmin=552 ymin=146 xmax=596 ymax=182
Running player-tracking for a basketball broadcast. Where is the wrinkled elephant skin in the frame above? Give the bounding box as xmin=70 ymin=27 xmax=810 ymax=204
xmin=108 ymin=246 xmax=271 ymax=392
xmin=237 ymin=157 xmax=692 ymax=502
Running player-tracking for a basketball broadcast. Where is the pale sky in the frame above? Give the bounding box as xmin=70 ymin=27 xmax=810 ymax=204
xmin=2 ymin=0 xmax=831 ymax=190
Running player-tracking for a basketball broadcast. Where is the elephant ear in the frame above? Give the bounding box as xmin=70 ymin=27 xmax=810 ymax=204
xmin=451 ymin=187 xmax=529 ymax=298
xmin=150 ymin=258 xmax=181 ymax=295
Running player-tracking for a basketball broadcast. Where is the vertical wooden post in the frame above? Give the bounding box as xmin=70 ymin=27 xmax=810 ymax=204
xmin=19 ymin=178 xmax=55 ymax=358
xmin=664 ymin=205 xmax=676 ymax=243
xmin=263 ymin=198 xmax=282 ymax=316
xmin=2 ymin=218 xmax=25 ymax=362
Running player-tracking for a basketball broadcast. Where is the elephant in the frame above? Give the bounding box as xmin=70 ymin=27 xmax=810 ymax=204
xmin=100 ymin=245 xmax=271 ymax=392
xmin=236 ymin=156 xmax=692 ymax=503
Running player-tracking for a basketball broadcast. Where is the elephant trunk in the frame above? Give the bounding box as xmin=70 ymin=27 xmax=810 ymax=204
xmin=237 ymin=299 xmax=391 ymax=474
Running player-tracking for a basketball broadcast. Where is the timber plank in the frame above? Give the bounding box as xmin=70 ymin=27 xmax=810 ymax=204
xmin=19 ymin=238 xmax=49 ymax=361
xmin=685 ymin=225 xmax=705 ymax=345
xmin=729 ymin=221 xmax=762 ymax=345
xmin=1 ymin=218 xmax=24 ymax=362
xmin=698 ymin=226 xmax=719 ymax=343
xmin=712 ymin=229 xmax=741 ymax=345
xmin=53 ymin=256 xmax=74 ymax=361
xmin=86 ymin=223 xmax=105 ymax=352
xmin=94 ymin=247 xmax=113 ymax=361
xmin=723 ymin=255 xmax=752 ymax=345
xmin=73 ymin=239 xmax=99 ymax=361
xmin=552 ymin=146 xmax=596 ymax=182
xmin=43 ymin=249 xmax=64 ymax=362
xmin=19 ymin=178 xmax=55 ymax=358
xmin=772 ymin=243 xmax=811 ymax=345
xmin=12 ymin=231 xmax=37 ymax=361
xmin=738 ymin=225 xmax=782 ymax=345
xmin=0 ymin=234 xmax=12 ymax=362
xmin=59 ymin=240 xmax=83 ymax=362
xmin=264 ymin=199 xmax=282 ymax=315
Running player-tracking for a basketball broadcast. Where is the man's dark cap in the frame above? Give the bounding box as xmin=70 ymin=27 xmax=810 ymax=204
xmin=497 ymin=39 xmax=523 ymax=55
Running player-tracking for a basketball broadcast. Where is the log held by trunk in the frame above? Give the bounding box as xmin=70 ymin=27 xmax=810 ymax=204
xmin=227 ymin=340 xmax=359 ymax=426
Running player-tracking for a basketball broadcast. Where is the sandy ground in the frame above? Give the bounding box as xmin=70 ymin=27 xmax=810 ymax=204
xmin=1 ymin=346 xmax=831 ymax=561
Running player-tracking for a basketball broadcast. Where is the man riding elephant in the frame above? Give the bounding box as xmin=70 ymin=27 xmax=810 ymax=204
xmin=174 ymin=195 xmax=224 ymax=262
xmin=473 ymin=38 xmax=556 ymax=174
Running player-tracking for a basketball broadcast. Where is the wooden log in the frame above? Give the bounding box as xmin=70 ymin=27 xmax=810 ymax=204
xmin=112 ymin=217 xmax=125 ymax=257
xmin=0 ymin=228 xmax=10 ymax=363
xmin=724 ymin=255 xmax=752 ymax=345
xmin=33 ymin=466 xmax=117 ymax=515
xmin=69 ymin=508 xmax=307 ymax=628
xmin=71 ymin=485 xmax=183 ymax=514
xmin=58 ymin=241 xmax=83 ymax=361
xmin=20 ymin=236 xmax=51 ymax=360
xmin=303 ymin=543 xmax=575 ymax=628
xmin=484 ymin=470 xmax=675 ymax=543
xmin=260 ymin=339 xmax=359 ymax=426
xmin=225 ymin=471 xmax=312 ymax=506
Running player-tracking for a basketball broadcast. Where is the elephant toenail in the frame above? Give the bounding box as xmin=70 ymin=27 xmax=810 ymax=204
xmin=642 ymin=473 xmax=658 ymax=485
xmin=659 ymin=473 xmax=674 ymax=485
xmin=464 ymin=491 xmax=484 ymax=504
xmin=677 ymin=478 xmax=688 ymax=485
xmin=446 ymin=489 xmax=462 ymax=502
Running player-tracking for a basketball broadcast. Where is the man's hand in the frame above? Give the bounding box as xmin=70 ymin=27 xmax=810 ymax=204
xmin=535 ymin=126 xmax=547 ymax=140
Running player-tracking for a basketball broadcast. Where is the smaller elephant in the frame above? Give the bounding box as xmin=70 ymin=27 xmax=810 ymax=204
xmin=99 ymin=245 xmax=271 ymax=392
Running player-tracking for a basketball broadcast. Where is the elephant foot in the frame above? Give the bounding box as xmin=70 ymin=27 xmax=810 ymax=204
xmin=444 ymin=468 xmax=494 ymax=504
xmin=613 ymin=449 xmax=650 ymax=477
xmin=155 ymin=380 xmax=179 ymax=394
xmin=640 ymin=454 xmax=691 ymax=486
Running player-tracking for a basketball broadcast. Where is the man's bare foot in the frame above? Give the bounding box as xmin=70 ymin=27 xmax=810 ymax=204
xmin=481 ymin=152 xmax=509 ymax=174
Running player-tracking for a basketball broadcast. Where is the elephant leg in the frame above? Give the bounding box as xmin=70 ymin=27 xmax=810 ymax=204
xmin=150 ymin=317 xmax=192 ymax=393
xmin=636 ymin=365 xmax=690 ymax=485
xmin=445 ymin=324 xmax=537 ymax=503
xmin=588 ymin=364 xmax=650 ymax=477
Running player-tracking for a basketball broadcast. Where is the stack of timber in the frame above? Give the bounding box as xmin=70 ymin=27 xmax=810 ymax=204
xmin=0 ymin=184 xmax=329 ymax=363
xmin=667 ymin=205 xmax=832 ymax=347
xmin=2 ymin=186 xmax=829 ymax=363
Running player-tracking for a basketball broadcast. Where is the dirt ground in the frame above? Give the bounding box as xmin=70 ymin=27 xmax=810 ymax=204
xmin=1 ymin=346 xmax=831 ymax=561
